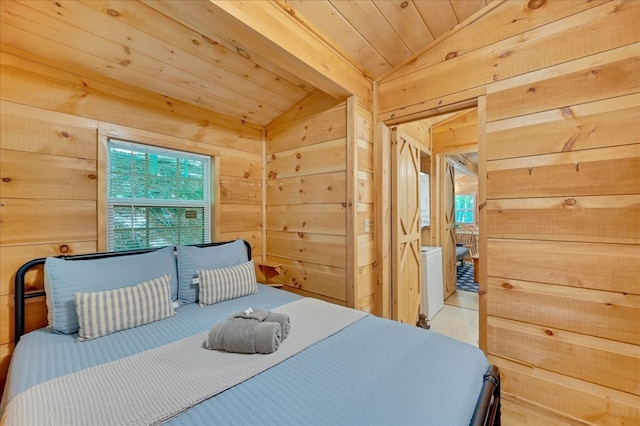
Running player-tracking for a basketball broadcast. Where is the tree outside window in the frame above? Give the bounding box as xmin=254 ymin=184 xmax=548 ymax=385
xmin=107 ymin=139 xmax=211 ymax=251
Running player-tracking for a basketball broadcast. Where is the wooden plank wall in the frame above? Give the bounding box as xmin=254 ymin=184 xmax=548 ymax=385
xmin=264 ymin=91 xmax=376 ymax=312
xmin=264 ymin=92 xmax=349 ymax=305
xmin=0 ymin=50 xmax=263 ymax=394
xmin=377 ymin=1 xmax=639 ymax=423
xmin=353 ymin=103 xmax=376 ymax=313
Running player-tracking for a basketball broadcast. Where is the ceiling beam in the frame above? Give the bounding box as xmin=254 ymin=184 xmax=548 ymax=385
xmin=209 ymin=0 xmax=373 ymax=107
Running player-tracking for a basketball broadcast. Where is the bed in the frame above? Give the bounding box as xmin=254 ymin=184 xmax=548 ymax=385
xmin=1 ymin=240 xmax=500 ymax=426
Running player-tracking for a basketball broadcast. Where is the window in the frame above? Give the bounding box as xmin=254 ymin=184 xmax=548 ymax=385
xmin=455 ymin=194 xmax=475 ymax=224
xmin=107 ymin=139 xmax=211 ymax=251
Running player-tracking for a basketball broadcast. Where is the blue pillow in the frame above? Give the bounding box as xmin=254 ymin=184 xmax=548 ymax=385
xmin=176 ymin=240 xmax=249 ymax=303
xmin=44 ymin=246 xmax=178 ymax=334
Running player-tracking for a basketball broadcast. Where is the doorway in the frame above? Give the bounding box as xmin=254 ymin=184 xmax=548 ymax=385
xmin=374 ymin=96 xmax=486 ymax=348
xmin=429 ymin=109 xmax=480 ymax=346
xmin=444 ymin=152 xmax=479 ymax=309
xmin=430 ymin=108 xmax=479 ymax=291
xmin=381 ymin=104 xmax=482 ymax=344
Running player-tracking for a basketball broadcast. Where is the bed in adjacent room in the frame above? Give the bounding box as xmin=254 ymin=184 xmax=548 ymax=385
xmin=1 ymin=240 xmax=500 ymax=426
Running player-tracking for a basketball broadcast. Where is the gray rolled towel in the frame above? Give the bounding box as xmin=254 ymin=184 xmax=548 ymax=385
xmin=264 ymin=312 xmax=290 ymax=340
xmin=229 ymin=308 xmax=290 ymax=340
xmin=204 ymin=318 xmax=282 ymax=354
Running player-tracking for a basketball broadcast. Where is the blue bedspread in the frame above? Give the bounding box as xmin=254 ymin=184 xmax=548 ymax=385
xmin=2 ymin=285 xmax=489 ymax=425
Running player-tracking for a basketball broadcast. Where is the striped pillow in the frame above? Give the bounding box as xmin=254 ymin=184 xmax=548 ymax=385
xmin=74 ymin=275 xmax=175 ymax=342
xmin=197 ymin=261 xmax=257 ymax=307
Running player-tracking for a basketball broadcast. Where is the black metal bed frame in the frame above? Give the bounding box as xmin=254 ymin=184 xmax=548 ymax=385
xmin=13 ymin=239 xmax=499 ymax=426
xmin=471 ymin=364 xmax=501 ymax=426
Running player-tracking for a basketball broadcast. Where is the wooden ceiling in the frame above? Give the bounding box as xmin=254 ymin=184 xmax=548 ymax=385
xmin=0 ymin=0 xmax=492 ymax=127
xmin=287 ymin=0 xmax=492 ymax=79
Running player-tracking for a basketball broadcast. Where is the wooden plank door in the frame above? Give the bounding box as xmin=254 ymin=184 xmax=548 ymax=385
xmin=391 ymin=128 xmax=422 ymax=324
xmin=441 ymin=158 xmax=457 ymax=298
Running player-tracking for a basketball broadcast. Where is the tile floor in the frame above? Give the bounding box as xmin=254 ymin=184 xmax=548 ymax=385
xmin=428 ymin=291 xmax=479 ymax=347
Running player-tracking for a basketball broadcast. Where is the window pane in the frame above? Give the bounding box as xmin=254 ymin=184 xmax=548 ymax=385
xmin=108 ymin=145 xmax=206 ymax=203
xmin=455 ymin=195 xmax=475 ymax=224
xmin=112 ymin=229 xmax=149 ymax=251
xmin=111 ymin=206 xmax=206 ymax=251
xmin=107 ymin=140 xmax=211 ymax=251
xmin=113 ymin=206 xmax=147 ymax=230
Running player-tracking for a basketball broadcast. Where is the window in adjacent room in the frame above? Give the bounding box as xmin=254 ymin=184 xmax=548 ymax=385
xmin=454 ymin=194 xmax=475 ymax=224
xmin=106 ymin=139 xmax=212 ymax=251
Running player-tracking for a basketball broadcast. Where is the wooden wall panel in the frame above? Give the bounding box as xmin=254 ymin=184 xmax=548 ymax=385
xmin=357 ymin=234 xmax=375 ymax=266
xmin=263 ymin=255 xmax=347 ymax=301
xmin=266 ymin=105 xmax=346 ymax=152
xmin=356 ymin=203 xmax=374 ymax=235
xmin=486 ymin=96 xmax=640 ymax=160
xmin=399 ymin=119 xmax=432 ymax=153
xmin=0 ymin=296 xmax=47 ymax=345
xmin=378 ymin=1 xmax=640 ymax=422
xmin=218 ymin=152 xmax=262 ymax=179
xmin=0 ymin=54 xmax=261 ymax=152
xmin=357 ymin=171 xmax=374 ymax=203
xmin=218 ymin=204 xmax=262 ymax=233
xmin=487 ymin=145 xmax=639 ymax=199
xmin=486 ymin=46 xmax=640 ymax=122
xmin=387 ymin=0 xmax=611 ymax=82
xmin=488 ymin=239 xmax=639 ymax=295
xmin=378 ymin=1 xmax=640 ymax=115
xmin=0 ymin=150 xmax=96 ymax=200
xmin=357 ymin=139 xmax=373 ymax=172
xmin=488 ymin=317 xmax=640 ymax=395
xmin=266 ymin=172 xmax=346 ymax=205
xmin=219 ymin=176 xmax=262 ymax=204
xmin=355 ymin=105 xmax=376 ymax=313
xmin=356 ymin=108 xmax=372 ymax=139
xmin=266 ymin=138 xmax=346 ymax=179
xmin=430 ymin=108 xmax=478 ymax=153
xmin=265 ymin=96 xmax=356 ymax=306
xmin=486 ymin=195 xmax=638 ymax=244
xmin=267 ymin=231 xmax=346 ymax=269
xmin=0 ymin=49 xmax=263 ymax=395
xmin=0 ymin=107 xmax=98 ymax=158
xmin=0 ymin=199 xmax=96 ymax=245
xmin=355 ymin=264 xmax=375 ymax=313
xmin=488 ymin=278 xmax=640 ymax=345
xmin=266 ymin=204 xmax=346 ymax=235
xmin=274 ymin=285 xmax=346 ymax=306
xmin=490 ymin=355 xmax=640 ymax=426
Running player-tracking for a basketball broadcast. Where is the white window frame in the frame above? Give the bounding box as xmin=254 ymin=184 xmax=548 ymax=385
xmin=105 ymin=138 xmax=212 ymax=251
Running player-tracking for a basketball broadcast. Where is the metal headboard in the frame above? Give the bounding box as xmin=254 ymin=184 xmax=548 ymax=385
xmin=14 ymin=240 xmax=251 ymax=343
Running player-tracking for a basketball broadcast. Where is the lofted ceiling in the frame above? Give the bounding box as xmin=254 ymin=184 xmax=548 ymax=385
xmin=286 ymin=0 xmax=492 ymax=79
xmin=0 ymin=0 xmax=492 ymax=127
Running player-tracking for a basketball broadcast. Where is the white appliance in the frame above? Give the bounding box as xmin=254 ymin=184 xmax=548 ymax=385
xmin=419 ymin=173 xmax=430 ymax=227
xmin=421 ymin=246 xmax=444 ymax=320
